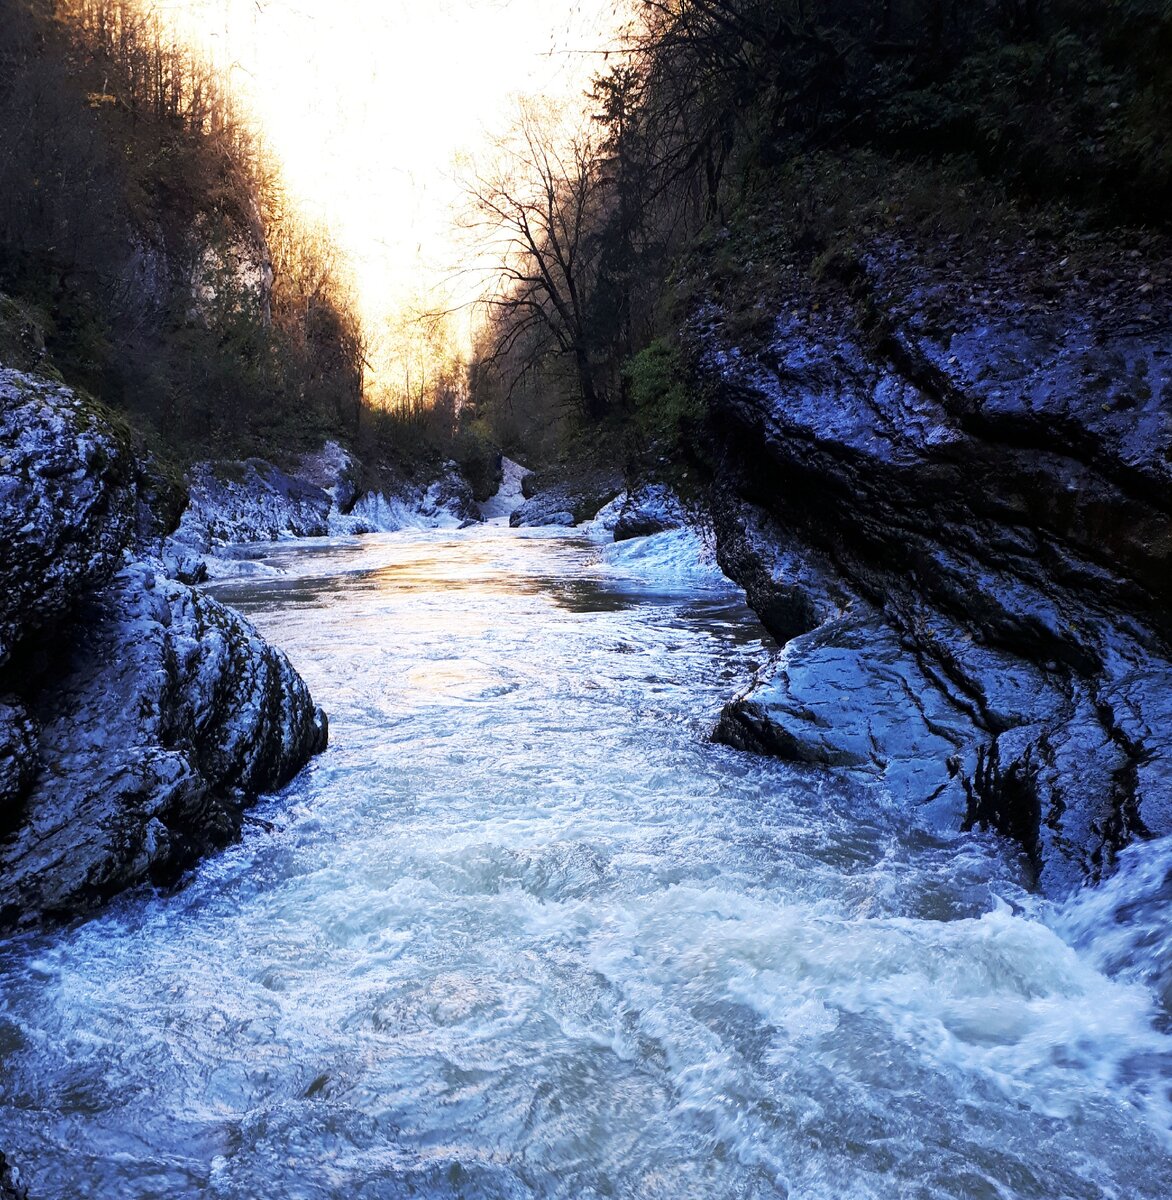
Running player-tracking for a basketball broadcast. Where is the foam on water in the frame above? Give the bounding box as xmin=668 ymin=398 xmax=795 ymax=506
xmin=600 ymin=527 xmax=728 ymax=588
xmin=478 ymin=458 xmax=532 ymax=523
xmin=1 ymin=525 xmax=1170 ymax=1199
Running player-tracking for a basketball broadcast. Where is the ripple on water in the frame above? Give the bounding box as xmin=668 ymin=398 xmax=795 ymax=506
xmin=1 ymin=526 xmax=1171 ymax=1199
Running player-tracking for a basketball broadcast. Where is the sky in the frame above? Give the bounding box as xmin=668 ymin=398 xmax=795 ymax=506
xmin=160 ymin=0 xmax=625 ymax=364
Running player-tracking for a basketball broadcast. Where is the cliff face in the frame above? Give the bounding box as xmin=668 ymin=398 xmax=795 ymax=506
xmin=0 ymin=369 xmax=327 ymax=929
xmin=701 ymin=232 xmax=1172 ymax=896
xmin=0 ymin=370 xmax=137 ymax=665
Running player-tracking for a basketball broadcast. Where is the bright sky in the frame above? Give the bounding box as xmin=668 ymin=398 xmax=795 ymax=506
xmin=162 ymin=0 xmax=625 ymax=367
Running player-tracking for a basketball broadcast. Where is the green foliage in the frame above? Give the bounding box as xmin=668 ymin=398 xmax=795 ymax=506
xmin=460 ymin=0 xmax=1172 ymax=483
xmin=623 ymin=339 xmax=703 ymax=448
xmin=626 ymin=1 xmax=1172 ymax=224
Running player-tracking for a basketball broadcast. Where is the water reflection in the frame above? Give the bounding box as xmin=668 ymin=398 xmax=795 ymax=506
xmin=212 ymin=529 xmax=727 ymax=620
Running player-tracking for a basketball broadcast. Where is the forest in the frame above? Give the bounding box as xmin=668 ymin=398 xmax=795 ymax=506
xmin=2 ymin=0 xmax=1169 ymax=472
xmin=0 ymin=0 xmax=365 ymax=460
xmin=465 ymin=0 xmax=1172 ymax=463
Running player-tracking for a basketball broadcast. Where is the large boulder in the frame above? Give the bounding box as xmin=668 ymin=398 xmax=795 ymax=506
xmin=509 ymin=496 xmax=577 ymax=527
xmin=613 ymin=483 xmax=686 ymax=542
xmin=509 ymin=467 xmax=623 ymax=528
xmin=0 ymin=562 xmax=327 ymax=928
xmin=0 ymin=369 xmax=136 ymax=665
xmin=1 ymin=368 xmax=329 ymax=926
xmin=172 ymin=458 xmax=333 ymax=552
xmin=703 ymin=230 xmax=1172 ymax=895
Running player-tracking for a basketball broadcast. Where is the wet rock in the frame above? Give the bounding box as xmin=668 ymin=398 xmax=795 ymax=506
xmin=0 ymin=369 xmax=136 ymax=665
xmin=0 ymin=700 xmax=38 ymax=820
xmin=710 ymin=494 xmax=846 ymax=645
xmin=613 ymin=484 xmax=686 ymax=541
xmin=422 ymin=462 xmax=481 ymax=527
xmin=161 ymin=545 xmax=210 ymax=585
xmin=171 ymin=458 xmax=333 ymax=552
xmin=0 ymin=562 xmax=327 ymax=929
xmin=131 ymin=455 xmax=190 ymax=552
xmin=0 ymin=368 xmax=329 ymax=925
xmin=509 ymin=468 xmax=622 ymax=528
xmin=717 ymin=611 xmax=970 ymax=815
xmin=478 ymin=456 xmax=533 ymax=521
xmin=296 ymin=440 xmax=360 ymax=514
xmin=701 ymin=237 xmax=1172 ymax=894
xmin=0 ymin=1150 xmax=28 ymax=1200
xmin=585 ymin=490 xmax=627 ymax=534
xmin=510 ymin=500 xmax=575 ymax=527
xmin=167 ymin=449 xmax=486 ymax=551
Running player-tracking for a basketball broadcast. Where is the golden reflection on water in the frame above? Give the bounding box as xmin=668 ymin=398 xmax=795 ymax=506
xmin=212 ymin=534 xmax=655 ymax=618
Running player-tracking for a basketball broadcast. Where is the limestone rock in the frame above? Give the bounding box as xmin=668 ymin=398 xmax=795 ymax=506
xmin=0 ymin=369 xmax=136 ymax=664
xmin=702 ymin=236 xmax=1172 ymax=895
xmin=297 ymin=440 xmax=361 ymax=514
xmin=716 ymin=612 xmax=970 ymax=808
xmin=422 ymin=462 xmax=481 ymax=527
xmin=0 ymin=562 xmax=327 ymax=928
xmin=613 ymin=484 xmax=686 ymax=541
xmin=0 ymin=700 xmax=38 ymax=817
xmin=0 ymin=368 xmax=329 ymax=927
xmin=172 ymin=458 xmax=333 ymax=552
xmin=509 ymin=469 xmax=622 ymax=528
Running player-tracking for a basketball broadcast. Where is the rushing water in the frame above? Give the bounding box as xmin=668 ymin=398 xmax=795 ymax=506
xmin=2 ymin=525 xmax=1171 ymax=1200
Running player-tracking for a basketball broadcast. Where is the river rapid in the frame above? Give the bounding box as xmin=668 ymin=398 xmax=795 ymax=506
xmin=1 ymin=524 xmax=1171 ymax=1199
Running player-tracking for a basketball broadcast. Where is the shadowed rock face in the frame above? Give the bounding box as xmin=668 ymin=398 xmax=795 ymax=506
xmin=509 ymin=467 xmax=623 ymax=529
xmin=0 ymin=564 xmax=327 ymax=928
xmin=0 ymin=369 xmax=328 ymax=928
xmin=0 ymin=1149 xmax=27 ymax=1200
xmin=0 ymin=702 xmax=38 ymax=817
xmin=0 ymin=370 xmax=136 ymax=666
xmin=704 ymin=240 xmax=1172 ymax=896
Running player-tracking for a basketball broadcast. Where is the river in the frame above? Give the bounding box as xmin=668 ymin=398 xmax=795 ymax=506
xmin=1 ymin=524 xmax=1170 ymax=1198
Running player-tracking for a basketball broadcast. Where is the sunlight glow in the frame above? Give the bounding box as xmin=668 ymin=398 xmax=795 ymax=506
xmin=159 ymin=0 xmax=624 ymax=389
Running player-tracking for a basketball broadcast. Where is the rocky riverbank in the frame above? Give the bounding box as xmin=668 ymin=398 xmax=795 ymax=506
xmin=165 ymin=443 xmax=483 ymax=582
xmin=0 ymin=369 xmax=328 ymax=930
xmin=685 ymin=229 xmax=1172 ymax=897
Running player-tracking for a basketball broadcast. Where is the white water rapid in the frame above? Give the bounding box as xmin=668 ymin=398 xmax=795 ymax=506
xmin=1 ymin=525 xmax=1170 ymax=1198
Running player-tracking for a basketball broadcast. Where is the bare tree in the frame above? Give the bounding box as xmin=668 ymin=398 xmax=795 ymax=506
xmin=463 ymin=102 xmax=611 ymax=419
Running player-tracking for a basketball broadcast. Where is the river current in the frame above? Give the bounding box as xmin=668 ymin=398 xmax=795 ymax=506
xmin=2 ymin=524 xmax=1171 ymax=1199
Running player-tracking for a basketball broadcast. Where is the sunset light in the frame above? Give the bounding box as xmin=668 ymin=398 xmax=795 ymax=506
xmin=162 ymin=0 xmax=624 ymax=375
xmin=6 ymin=5 xmax=1172 ymax=1195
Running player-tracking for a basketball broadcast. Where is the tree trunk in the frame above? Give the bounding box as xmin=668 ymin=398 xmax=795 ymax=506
xmin=576 ymin=349 xmax=604 ymax=420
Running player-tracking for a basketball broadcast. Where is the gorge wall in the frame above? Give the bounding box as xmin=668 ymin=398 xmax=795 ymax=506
xmin=697 ymin=229 xmax=1172 ymax=896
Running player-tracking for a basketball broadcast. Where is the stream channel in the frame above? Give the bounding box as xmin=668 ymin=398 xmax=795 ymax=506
xmin=2 ymin=523 xmax=1171 ymax=1198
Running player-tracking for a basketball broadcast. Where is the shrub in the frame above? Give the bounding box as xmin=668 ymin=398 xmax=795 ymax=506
xmin=623 ymin=338 xmax=703 ymax=448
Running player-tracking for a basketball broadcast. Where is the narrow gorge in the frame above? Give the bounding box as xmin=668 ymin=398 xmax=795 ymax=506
xmin=3 ymin=2 xmax=1172 ymax=1198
